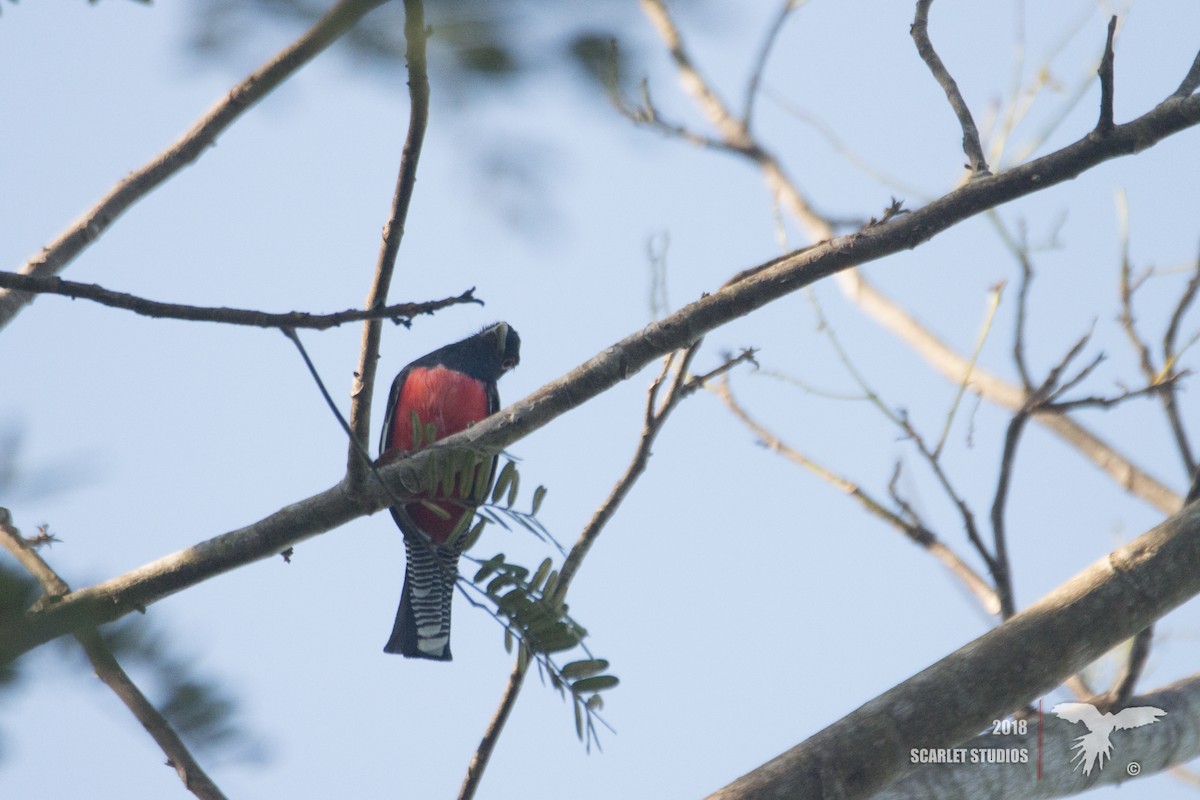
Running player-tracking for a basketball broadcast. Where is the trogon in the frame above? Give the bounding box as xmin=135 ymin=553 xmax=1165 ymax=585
xmin=378 ymin=322 xmax=521 ymax=660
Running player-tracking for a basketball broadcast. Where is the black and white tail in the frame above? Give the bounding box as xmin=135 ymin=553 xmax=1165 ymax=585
xmin=384 ymin=537 xmax=460 ymax=660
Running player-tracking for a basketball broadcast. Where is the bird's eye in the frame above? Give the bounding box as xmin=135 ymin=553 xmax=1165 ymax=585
xmin=500 ymin=358 xmax=517 ymax=371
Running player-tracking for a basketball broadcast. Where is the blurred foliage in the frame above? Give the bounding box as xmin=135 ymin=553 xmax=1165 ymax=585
xmin=0 ymin=506 xmax=263 ymax=765
xmin=187 ymin=0 xmax=666 ymax=96
xmin=98 ymin=619 xmax=268 ymax=761
xmin=185 ymin=0 xmax=704 ymax=236
xmin=0 ymin=563 xmax=39 ymax=758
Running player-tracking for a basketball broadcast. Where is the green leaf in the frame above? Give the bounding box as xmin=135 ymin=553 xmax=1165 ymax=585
xmin=423 ymin=422 xmax=439 ymax=447
xmin=573 ymin=696 xmax=584 ymax=740
xmin=473 ymin=553 xmax=506 ymax=583
xmin=471 ymin=455 xmax=496 ymax=504
xmin=571 ymin=675 xmax=619 ymax=694
xmin=487 ymin=574 xmax=518 ymax=597
xmin=560 ymin=659 xmax=609 ymax=680
xmin=458 ymin=518 xmax=488 ymax=552
xmin=410 ymin=410 xmax=423 ymax=449
xmin=506 ymin=468 xmax=520 ymax=507
xmin=491 ymin=461 xmax=516 ymax=504
xmin=541 ymin=570 xmax=559 ymax=601
xmin=586 ymin=694 xmax=604 ymax=712
xmin=438 ymin=448 xmax=457 ymax=497
xmin=418 ymin=499 xmax=452 ymax=520
xmin=531 ymin=485 xmax=548 ymax=515
xmin=446 ymin=510 xmax=474 ymax=549
xmin=530 ymin=558 xmax=552 ymax=593
xmin=504 ymin=625 xmax=514 ymax=654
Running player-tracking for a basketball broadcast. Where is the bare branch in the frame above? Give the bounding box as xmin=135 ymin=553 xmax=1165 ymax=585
xmin=877 ymin=673 xmax=1200 ymax=799
xmin=345 ymin=0 xmax=432 ymax=486
xmin=0 ymin=271 xmax=478 ymax=329
xmin=742 ymin=0 xmax=802 ymax=128
xmin=639 ymin=0 xmax=747 ymax=146
xmin=716 ymin=378 xmax=1001 ymax=614
xmin=988 ymin=412 xmax=1026 ymax=619
xmin=911 ymin=0 xmax=991 ymax=176
xmin=706 ymin=504 xmax=1200 ymax=800
xmin=0 ymin=0 xmax=388 ymax=332
xmin=460 ymin=341 xmax=732 ymax=799
xmin=1174 ymin=48 xmax=1200 ymax=98
xmin=457 ymin=656 xmax=529 ymax=800
xmin=638 ymin=0 xmax=1183 ymax=516
xmin=1107 ymin=625 xmax=1153 ymax=705
xmin=1096 ymin=16 xmax=1118 ymax=135
xmin=0 ymin=510 xmax=226 ymax=800
xmin=842 ymin=268 xmax=1181 ymax=514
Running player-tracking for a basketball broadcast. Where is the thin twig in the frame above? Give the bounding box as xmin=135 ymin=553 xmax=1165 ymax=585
xmin=640 ymin=0 xmax=748 ymax=146
xmin=993 ymin=216 xmax=1036 ymax=390
xmin=1096 ymin=16 xmax=1118 ymax=135
xmin=807 ymin=291 xmax=995 ymax=574
xmin=911 ymin=0 xmax=991 ymax=176
xmin=989 ymin=412 xmax=1027 ymax=619
xmin=459 ymin=341 xmax=721 ymax=800
xmin=457 ymin=655 xmax=529 ymax=800
xmin=933 ymin=282 xmax=1003 ymax=458
xmin=0 ymin=271 xmax=478 ymax=330
xmin=1108 ymin=625 xmax=1153 ymax=705
xmin=0 ymin=0 xmax=388 ymax=332
xmin=1173 ymin=49 xmax=1200 ymax=98
xmin=638 ymin=0 xmax=1181 ymax=518
xmin=346 ymin=0 xmax=432 ymax=486
xmin=742 ymin=0 xmax=801 ymax=128
xmin=715 ymin=379 xmax=1001 ymax=613
xmin=1117 ymin=202 xmax=1197 ymax=475
xmin=1159 ymin=244 xmax=1200 ymax=474
xmin=0 ymin=510 xmax=226 ymax=800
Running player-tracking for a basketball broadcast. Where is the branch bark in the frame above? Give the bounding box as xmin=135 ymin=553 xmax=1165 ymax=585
xmin=345 ymin=0 xmax=431 ymax=485
xmin=3 ymin=90 xmax=1198 ymax=665
xmin=876 ymin=673 xmax=1200 ymax=799
xmin=0 ymin=271 xmax=478 ymax=329
xmin=705 ymin=502 xmax=1200 ymax=800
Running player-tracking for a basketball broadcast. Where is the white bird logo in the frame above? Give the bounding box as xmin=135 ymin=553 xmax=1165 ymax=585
xmin=1052 ymin=702 xmax=1166 ymax=775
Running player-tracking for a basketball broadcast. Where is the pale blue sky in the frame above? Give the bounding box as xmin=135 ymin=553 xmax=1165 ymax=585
xmin=3 ymin=2 xmax=1200 ymax=798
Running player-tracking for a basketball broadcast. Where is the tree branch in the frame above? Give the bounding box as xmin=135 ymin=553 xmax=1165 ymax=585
xmin=3 ymin=90 xmax=1199 ymax=665
xmin=910 ymin=0 xmax=991 ymax=176
xmin=459 ymin=342 xmax=723 ymax=799
xmin=1096 ymin=16 xmax=1118 ymax=135
xmin=637 ymin=0 xmax=1183 ymax=515
xmin=0 ymin=271 xmax=478 ymax=329
xmin=0 ymin=510 xmax=226 ymax=800
xmin=345 ymin=0 xmax=431 ymax=486
xmin=716 ymin=377 xmax=1000 ymax=614
xmin=706 ymin=502 xmax=1200 ymax=800
xmin=876 ymin=673 xmax=1200 ymax=799
xmin=0 ymin=0 xmax=388 ymax=332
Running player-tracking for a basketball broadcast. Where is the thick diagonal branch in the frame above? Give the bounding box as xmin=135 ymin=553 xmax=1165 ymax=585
xmin=3 ymin=91 xmax=1198 ymax=665
xmin=706 ymin=503 xmax=1200 ymax=800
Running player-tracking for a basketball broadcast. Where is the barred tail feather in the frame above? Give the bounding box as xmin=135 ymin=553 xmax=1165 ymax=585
xmin=385 ymin=537 xmax=460 ymax=660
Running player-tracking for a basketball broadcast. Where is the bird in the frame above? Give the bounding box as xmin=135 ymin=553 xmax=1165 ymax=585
xmin=1052 ymin=702 xmax=1166 ymax=775
xmin=377 ymin=322 xmax=520 ymax=660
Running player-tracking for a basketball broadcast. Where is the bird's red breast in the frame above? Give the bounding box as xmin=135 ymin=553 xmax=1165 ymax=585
xmin=384 ymin=365 xmax=492 ymax=540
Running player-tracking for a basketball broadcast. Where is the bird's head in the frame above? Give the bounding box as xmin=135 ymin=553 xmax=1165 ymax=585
xmin=481 ymin=321 xmax=521 ymax=376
